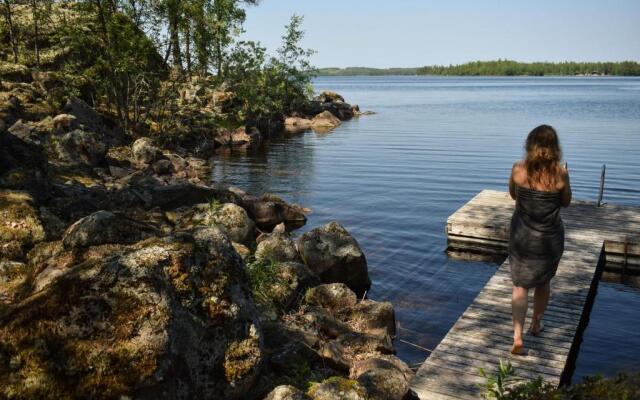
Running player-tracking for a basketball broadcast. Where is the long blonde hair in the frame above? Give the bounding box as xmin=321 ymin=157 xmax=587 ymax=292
xmin=525 ymin=125 xmax=562 ymax=188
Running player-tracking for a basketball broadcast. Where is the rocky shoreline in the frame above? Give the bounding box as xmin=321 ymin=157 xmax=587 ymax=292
xmin=0 ymin=65 xmax=411 ymax=400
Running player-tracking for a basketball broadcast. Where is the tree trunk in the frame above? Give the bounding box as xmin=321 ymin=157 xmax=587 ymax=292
xmin=184 ymin=21 xmax=192 ymax=75
xmin=31 ymin=0 xmax=40 ymax=67
xmin=2 ymin=0 xmax=18 ymax=63
xmin=168 ymin=1 xmax=182 ymax=72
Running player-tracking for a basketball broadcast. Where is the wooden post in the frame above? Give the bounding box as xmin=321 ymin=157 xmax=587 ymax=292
xmin=597 ymin=164 xmax=606 ymax=207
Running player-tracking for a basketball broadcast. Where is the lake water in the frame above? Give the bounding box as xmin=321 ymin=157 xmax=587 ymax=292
xmin=212 ymin=76 xmax=640 ymax=382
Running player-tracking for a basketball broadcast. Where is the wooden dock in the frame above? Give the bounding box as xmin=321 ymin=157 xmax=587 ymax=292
xmin=411 ymin=190 xmax=640 ymax=400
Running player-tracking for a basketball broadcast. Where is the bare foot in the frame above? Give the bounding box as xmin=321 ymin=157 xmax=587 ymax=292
xmin=510 ymin=338 xmax=525 ymax=355
xmin=530 ymin=320 xmax=544 ymax=336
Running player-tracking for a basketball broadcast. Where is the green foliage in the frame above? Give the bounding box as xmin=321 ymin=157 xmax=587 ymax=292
xmin=208 ymin=198 xmax=223 ymax=213
xmin=479 ymin=359 xmax=520 ymax=399
xmin=225 ymin=14 xmax=315 ymax=126
xmin=480 ymin=360 xmax=640 ymax=400
xmin=245 ymin=256 xmax=285 ymax=308
xmin=417 ymin=59 xmax=640 ymax=76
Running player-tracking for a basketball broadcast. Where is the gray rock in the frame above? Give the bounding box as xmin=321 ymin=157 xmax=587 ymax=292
xmin=54 ymin=129 xmax=106 ymax=166
xmin=62 ymin=97 xmax=124 ymax=146
xmin=304 ymin=283 xmax=357 ymax=313
xmin=311 ymin=111 xmax=341 ymax=130
xmin=350 ymin=355 xmax=414 ymax=400
xmin=308 ymin=377 xmax=366 ymax=400
xmin=132 ymin=137 xmax=162 ymax=165
xmin=259 ymin=262 xmax=319 ymax=312
xmin=342 ymin=299 xmax=396 ymax=337
xmin=263 ymin=385 xmax=308 ymax=400
xmin=284 ymin=117 xmax=312 ymax=133
xmin=255 ymin=232 xmax=299 ymax=264
xmin=1 ymin=120 xmax=44 ymax=170
xmin=297 ymin=222 xmax=371 ymax=295
xmin=335 ymin=332 xmax=394 ymax=356
xmin=240 ymin=193 xmax=307 ymax=231
xmin=302 ymin=306 xmax=351 ymax=338
xmin=208 ymin=203 xmax=255 ymax=244
xmin=62 ymin=210 xmax=157 ymax=249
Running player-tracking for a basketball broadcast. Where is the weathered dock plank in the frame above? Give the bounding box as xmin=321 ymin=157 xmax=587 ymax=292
xmin=411 ymin=190 xmax=640 ymax=399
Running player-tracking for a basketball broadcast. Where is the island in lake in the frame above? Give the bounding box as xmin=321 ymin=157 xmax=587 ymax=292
xmin=317 ymin=60 xmax=640 ymax=76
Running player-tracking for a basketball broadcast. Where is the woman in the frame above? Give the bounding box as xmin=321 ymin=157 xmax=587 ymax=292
xmin=508 ymin=124 xmax=572 ymax=355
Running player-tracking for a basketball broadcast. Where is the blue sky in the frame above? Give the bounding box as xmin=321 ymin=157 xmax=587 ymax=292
xmin=240 ymin=0 xmax=640 ymax=68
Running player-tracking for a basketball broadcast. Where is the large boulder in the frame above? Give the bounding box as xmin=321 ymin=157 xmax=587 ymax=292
xmin=240 ymin=194 xmax=307 ymax=231
xmin=1 ymin=120 xmax=45 ymax=171
xmin=0 ymin=190 xmax=45 ymax=260
xmin=62 ymin=97 xmax=124 ymax=146
xmin=349 ymin=356 xmax=414 ymax=400
xmin=53 ymin=129 xmax=107 ymax=166
xmin=132 ymin=137 xmax=162 ymax=165
xmin=0 ymin=227 xmax=264 ymax=399
xmin=62 ymin=210 xmax=157 ymax=249
xmin=297 ymin=222 xmax=371 ymax=295
xmin=207 ymin=203 xmax=255 ymax=244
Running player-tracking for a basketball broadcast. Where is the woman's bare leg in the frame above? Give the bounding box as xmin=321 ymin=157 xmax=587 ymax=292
xmin=511 ymin=285 xmax=528 ymax=354
xmin=531 ymin=282 xmax=550 ymax=334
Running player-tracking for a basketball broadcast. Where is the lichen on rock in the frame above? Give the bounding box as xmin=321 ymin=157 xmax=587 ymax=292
xmin=0 ymin=229 xmax=263 ymax=400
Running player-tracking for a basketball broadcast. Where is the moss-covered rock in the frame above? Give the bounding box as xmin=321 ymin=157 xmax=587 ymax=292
xmin=349 ymin=355 xmax=414 ymax=400
xmin=339 ymin=299 xmax=396 ymax=337
xmin=307 ymin=376 xmax=366 ymax=400
xmin=0 ymin=190 xmax=45 ymax=260
xmin=0 ymin=260 xmax=31 ymax=306
xmin=0 ymin=62 xmax=31 ymax=83
xmin=62 ymin=210 xmax=157 ymax=249
xmin=207 ymin=203 xmax=255 ymax=244
xmin=0 ymin=228 xmax=263 ymax=399
xmin=52 ymin=129 xmax=107 ymax=166
xmin=264 ymin=385 xmax=309 ymax=400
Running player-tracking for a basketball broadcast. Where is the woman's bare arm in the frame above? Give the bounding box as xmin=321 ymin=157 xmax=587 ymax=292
xmin=560 ymin=167 xmax=572 ymax=207
xmin=509 ymin=163 xmax=518 ymax=200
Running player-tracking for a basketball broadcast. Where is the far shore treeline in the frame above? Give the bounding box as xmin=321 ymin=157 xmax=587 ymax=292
xmin=317 ymin=60 xmax=640 ymax=76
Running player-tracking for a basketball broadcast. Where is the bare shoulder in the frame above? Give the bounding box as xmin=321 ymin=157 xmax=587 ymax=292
xmin=511 ymin=160 xmax=527 ymax=185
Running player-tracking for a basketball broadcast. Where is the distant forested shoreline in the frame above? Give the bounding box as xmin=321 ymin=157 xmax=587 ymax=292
xmin=317 ymin=60 xmax=640 ymax=76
